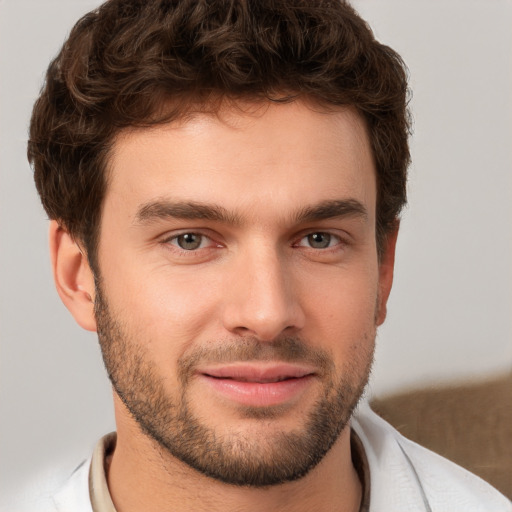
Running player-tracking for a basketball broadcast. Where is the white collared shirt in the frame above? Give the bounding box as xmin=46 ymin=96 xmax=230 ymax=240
xmin=28 ymin=406 xmax=512 ymax=512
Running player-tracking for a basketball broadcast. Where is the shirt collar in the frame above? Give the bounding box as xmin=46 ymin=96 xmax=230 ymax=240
xmin=89 ymin=432 xmax=117 ymax=512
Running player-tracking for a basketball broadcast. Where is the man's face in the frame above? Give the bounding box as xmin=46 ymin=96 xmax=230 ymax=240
xmin=93 ymin=101 xmax=390 ymax=486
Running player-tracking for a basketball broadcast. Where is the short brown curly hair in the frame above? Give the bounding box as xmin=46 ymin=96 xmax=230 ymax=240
xmin=28 ymin=0 xmax=410 ymax=269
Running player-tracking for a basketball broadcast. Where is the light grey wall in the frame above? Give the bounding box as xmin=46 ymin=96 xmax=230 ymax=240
xmin=1 ymin=0 xmax=511 ymax=500
xmin=355 ymin=1 xmax=512 ymax=394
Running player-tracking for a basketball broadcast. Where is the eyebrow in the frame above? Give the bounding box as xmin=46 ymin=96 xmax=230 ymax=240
xmin=294 ymin=199 xmax=368 ymax=223
xmin=134 ymin=198 xmax=367 ymax=226
xmin=135 ymin=200 xmax=242 ymax=225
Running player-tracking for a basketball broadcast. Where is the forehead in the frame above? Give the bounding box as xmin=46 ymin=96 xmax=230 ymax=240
xmin=105 ymin=100 xmax=376 ymax=225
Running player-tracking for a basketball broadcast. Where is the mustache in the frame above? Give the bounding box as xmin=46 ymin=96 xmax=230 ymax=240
xmin=177 ymin=336 xmax=334 ymax=383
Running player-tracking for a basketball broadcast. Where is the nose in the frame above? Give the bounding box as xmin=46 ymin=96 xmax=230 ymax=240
xmin=221 ymin=245 xmax=305 ymax=341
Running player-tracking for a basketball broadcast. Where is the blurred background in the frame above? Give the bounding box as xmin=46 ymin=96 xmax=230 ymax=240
xmin=1 ymin=0 xmax=511 ymax=503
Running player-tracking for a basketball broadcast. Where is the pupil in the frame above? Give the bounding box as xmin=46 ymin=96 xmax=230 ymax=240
xmin=178 ymin=233 xmax=201 ymax=250
xmin=308 ymin=232 xmax=330 ymax=249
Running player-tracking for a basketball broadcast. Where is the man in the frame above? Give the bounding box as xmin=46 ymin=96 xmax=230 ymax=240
xmin=25 ymin=0 xmax=510 ymax=511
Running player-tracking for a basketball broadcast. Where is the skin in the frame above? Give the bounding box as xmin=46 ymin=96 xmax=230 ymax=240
xmin=50 ymin=100 xmax=398 ymax=512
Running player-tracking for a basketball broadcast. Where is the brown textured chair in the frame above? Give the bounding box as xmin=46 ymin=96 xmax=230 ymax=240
xmin=370 ymin=372 xmax=512 ymax=499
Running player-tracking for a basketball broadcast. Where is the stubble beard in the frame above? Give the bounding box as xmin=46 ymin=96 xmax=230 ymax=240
xmin=94 ymin=284 xmax=375 ymax=487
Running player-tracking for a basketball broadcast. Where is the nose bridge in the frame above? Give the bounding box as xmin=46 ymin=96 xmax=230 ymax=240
xmin=222 ymin=240 xmax=304 ymax=340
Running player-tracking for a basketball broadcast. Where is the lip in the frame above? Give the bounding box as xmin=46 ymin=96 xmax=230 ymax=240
xmin=196 ymin=363 xmax=317 ymax=407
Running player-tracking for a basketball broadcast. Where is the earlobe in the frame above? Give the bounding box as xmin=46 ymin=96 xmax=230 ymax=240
xmin=376 ymin=225 xmax=399 ymax=326
xmin=49 ymin=220 xmax=97 ymax=332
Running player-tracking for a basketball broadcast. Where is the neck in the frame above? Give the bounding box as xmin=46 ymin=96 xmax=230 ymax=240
xmin=107 ymin=411 xmax=362 ymax=512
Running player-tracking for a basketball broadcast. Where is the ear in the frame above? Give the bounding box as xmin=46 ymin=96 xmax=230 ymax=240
xmin=49 ymin=220 xmax=97 ymax=331
xmin=376 ymin=224 xmax=399 ymax=326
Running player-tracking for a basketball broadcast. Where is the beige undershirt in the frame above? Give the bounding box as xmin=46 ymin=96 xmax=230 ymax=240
xmin=89 ymin=431 xmax=371 ymax=512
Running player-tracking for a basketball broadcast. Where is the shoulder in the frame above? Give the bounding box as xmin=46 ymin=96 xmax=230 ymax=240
xmin=51 ymin=458 xmax=92 ymax=512
xmin=1 ymin=458 xmax=92 ymax=512
xmin=352 ymin=403 xmax=512 ymax=512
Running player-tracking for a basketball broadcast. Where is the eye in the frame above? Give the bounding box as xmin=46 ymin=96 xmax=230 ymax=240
xmin=169 ymin=233 xmax=209 ymax=251
xmin=298 ymin=232 xmax=340 ymax=249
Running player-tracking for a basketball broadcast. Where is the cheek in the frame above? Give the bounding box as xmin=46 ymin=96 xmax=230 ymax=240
xmin=301 ymin=264 xmax=379 ymax=353
xmin=105 ymin=262 xmax=225 ymax=350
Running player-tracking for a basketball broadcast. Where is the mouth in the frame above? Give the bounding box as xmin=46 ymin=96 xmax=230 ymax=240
xmin=196 ymin=363 xmax=317 ymax=407
xmin=208 ymin=375 xmax=299 ymax=383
